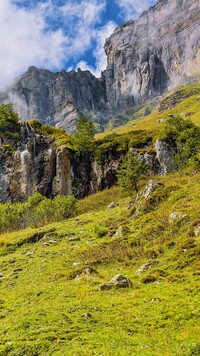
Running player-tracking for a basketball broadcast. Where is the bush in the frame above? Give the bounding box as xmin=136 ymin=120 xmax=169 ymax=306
xmin=0 ymin=104 xmax=20 ymax=140
xmin=72 ymin=116 xmax=95 ymax=156
xmin=117 ymin=152 xmax=147 ymax=193
xmin=164 ymin=115 xmax=200 ymax=170
xmin=0 ymin=193 xmax=76 ymax=232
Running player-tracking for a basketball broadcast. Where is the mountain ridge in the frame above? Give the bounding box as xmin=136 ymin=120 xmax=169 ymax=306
xmin=0 ymin=0 xmax=200 ymax=132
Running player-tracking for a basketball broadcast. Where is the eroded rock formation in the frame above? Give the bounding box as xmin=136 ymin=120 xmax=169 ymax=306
xmin=0 ymin=123 xmax=176 ymax=203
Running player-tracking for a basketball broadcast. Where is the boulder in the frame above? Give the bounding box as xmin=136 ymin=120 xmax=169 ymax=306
xmin=142 ymin=180 xmax=162 ymax=199
xmin=99 ymin=274 xmax=132 ymax=291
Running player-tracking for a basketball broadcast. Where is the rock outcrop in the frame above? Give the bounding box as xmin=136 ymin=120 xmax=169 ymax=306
xmin=0 ymin=123 xmax=178 ymax=203
xmin=0 ymin=123 xmax=120 ymax=202
xmin=0 ymin=67 xmax=108 ymax=133
xmin=0 ymin=0 xmax=199 ymax=131
xmin=104 ymin=0 xmax=200 ymax=113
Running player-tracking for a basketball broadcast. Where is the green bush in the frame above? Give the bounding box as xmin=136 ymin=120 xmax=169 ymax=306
xmin=0 ymin=104 xmax=20 ymax=140
xmin=72 ymin=116 xmax=95 ymax=156
xmin=117 ymin=152 xmax=147 ymax=193
xmin=0 ymin=193 xmax=76 ymax=232
xmin=164 ymin=115 xmax=200 ymax=170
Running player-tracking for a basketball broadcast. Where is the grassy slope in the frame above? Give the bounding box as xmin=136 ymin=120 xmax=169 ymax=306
xmin=0 ymin=173 xmax=200 ymax=355
xmin=96 ymin=82 xmax=200 ymax=138
xmin=0 ymin=83 xmax=200 ymax=355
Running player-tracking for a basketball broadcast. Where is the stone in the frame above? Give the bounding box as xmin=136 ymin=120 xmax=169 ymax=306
xmin=99 ymin=274 xmax=132 ymax=291
xmin=155 ymin=139 xmax=177 ymax=175
xmin=142 ymin=180 xmax=162 ymax=199
xmin=115 ymin=226 xmax=130 ymax=237
xmin=141 ymin=275 xmax=157 ymax=284
xmin=169 ymin=212 xmax=186 ymax=223
xmin=107 ymin=202 xmax=118 ymax=209
xmin=42 ymin=242 xmax=50 ymax=247
xmin=115 ymin=227 xmax=123 ymax=237
xmin=143 ymin=107 xmax=151 ymax=116
xmin=67 ymin=237 xmax=81 ymax=242
xmin=72 ymin=262 xmax=80 ymax=266
xmin=85 ymin=258 xmax=109 ymax=266
xmin=104 ymin=0 xmax=200 ymax=115
xmin=194 ymin=224 xmax=200 ymax=236
xmin=68 ymin=267 xmax=98 ymax=280
xmin=73 ymin=267 xmax=97 ymax=280
xmin=81 ymin=313 xmax=92 ymax=319
xmin=136 ymin=262 xmax=156 ymax=275
xmin=126 ymin=202 xmax=134 ymax=210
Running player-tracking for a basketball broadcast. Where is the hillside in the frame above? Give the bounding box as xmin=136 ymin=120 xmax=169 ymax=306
xmin=0 ymin=172 xmax=199 ymax=355
xmin=0 ymin=81 xmax=200 ymax=355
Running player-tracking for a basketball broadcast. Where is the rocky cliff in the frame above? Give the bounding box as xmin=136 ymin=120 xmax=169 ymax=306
xmin=0 ymin=67 xmax=108 ymax=133
xmin=104 ymin=0 xmax=200 ymax=111
xmin=0 ymin=0 xmax=199 ymax=131
xmin=0 ymin=123 xmax=175 ymax=203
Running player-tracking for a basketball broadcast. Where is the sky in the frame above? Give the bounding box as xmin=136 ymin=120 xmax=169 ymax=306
xmin=0 ymin=0 xmax=157 ymax=90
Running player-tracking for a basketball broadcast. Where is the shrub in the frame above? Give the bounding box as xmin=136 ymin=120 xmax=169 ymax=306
xmin=0 ymin=104 xmax=20 ymax=140
xmin=72 ymin=116 xmax=95 ymax=156
xmin=164 ymin=115 xmax=200 ymax=170
xmin=117 ymin=152 xmax=147 ymax=193
xmin=0 ymin=193 xmax=76 ymax=232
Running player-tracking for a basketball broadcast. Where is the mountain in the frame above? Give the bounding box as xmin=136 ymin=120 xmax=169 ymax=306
xmin=1 ymin=80 xmax=200 ymax=203
xmin=0 ymin=0 xmax=200 ymax=132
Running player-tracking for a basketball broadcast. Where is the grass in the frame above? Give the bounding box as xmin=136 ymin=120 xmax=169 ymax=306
xmin=96 ymin=81 xmax=200 ymax=139
xmin=0 ymin=81 xmax=200 ymax=355
xmin=0 ymin=171 xmax=200 ymax=355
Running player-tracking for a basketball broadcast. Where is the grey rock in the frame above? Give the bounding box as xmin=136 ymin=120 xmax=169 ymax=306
xmin=73 ymin=267 xmax=97 ymax=280
xmin=194 ymin=224 xmax=200 ymax=236
xmin=67 ymin=237 xmax=81 ymax=242
xmin=136 ymin=262 xmax=156 ymax=275
xmin=0 ymin=67 xmax=108 ymax=133
xmin=142 ymin=180 xmax=162 ymax=199
xmin=107 ymin=201 xmax=118 ymax=209
xmin=104 ymin=0 xmax=200 ymax=115
xmin=99 ymin=274 xmax=132 ymax=291
xmin=155 ymin=139 xmax=176 ymax=174
xmin=81 ymin=312 xmax=92 ymax=319
xmin=169 ymin=212 xmax=186 ymax=223
xmin=116 ymin=227 xmax=123 ymax=237
xmin=42 ymin=242 xmax=50 ymax=247
xmin=72 ymin=262 xmax=80 ymax=266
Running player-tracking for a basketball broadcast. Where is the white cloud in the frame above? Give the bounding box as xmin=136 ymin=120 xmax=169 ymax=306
xmin=76 ymin=21 xmax=116 ymax=77
xmin=59 ymin=0 xmax=106 ymax=57
xmin=0 ymin=0 xmax=106 ymax=90
xmin=116 ymin=0 xmax=157 ymax=20
xmin=0 ymin=0 xmax=67 ymax=90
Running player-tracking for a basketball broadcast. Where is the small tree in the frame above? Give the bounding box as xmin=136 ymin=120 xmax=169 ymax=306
xmin=117 ymin=152 xmax=147 ymax=193
xmin=0 ymin=104 xmax=20 ymax=139
xmin=164 ymin=115 xmax=200 ymax=170
xmin=72 ymin=116 xmax=95 ymax=155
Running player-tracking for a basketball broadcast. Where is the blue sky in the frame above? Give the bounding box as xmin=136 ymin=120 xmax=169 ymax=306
xmin=0 ymin=0 xmax=157 ymax=90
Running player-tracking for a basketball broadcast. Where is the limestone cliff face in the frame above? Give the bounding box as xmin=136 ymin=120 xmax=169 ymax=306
xmin=104 ymin=0 xmax=200 ymax=112
xmin=0 ymin=123 xmax=176 ymax=203
xmin=0 ymin=0 xmax=200 ymax=131
xmin=0 ymin=67 xmax=108 ymax=133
